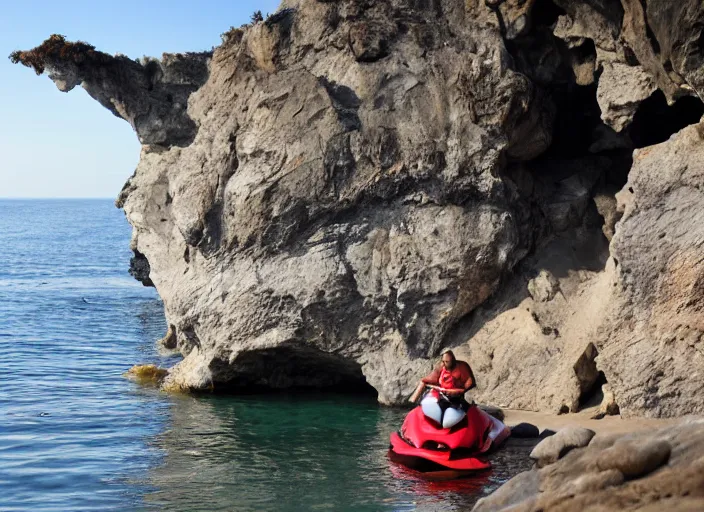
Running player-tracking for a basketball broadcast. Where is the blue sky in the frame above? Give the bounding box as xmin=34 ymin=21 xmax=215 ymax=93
xmin=1 ymin=0 xmax=281 ymax=198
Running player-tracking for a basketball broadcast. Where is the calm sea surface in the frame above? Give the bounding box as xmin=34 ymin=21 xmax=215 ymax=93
xmin=0 ymin=199 xmax=530 ymax=511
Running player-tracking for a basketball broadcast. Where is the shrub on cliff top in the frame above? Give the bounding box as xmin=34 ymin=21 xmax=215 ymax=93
xmin=250 ymin=10 xmax=265 ymax=24
xmin=9 ymin=34 xmax=109 ymax=75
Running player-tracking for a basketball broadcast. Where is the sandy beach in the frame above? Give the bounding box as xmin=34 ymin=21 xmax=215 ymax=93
xmin=503 ymin=407 xmax=680 ymax=436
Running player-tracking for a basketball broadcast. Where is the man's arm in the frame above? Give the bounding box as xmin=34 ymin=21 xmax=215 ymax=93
xmin=421 ymin=365 xmax=441 ymax=385
xmin=409 ymin=365 xmax=442 ymax=402
xmin=461 ymin=362 xmax=474 ymax=391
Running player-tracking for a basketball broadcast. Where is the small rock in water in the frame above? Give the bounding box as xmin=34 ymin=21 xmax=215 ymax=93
xmin=124 ymin=364 xmax=168 ymax=386
xmin=510 ymin=422 xmax=540 ymax=438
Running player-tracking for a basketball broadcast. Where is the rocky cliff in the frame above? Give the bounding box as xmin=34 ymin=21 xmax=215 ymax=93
xmin=12 ymin=0 xmax=704 ymax=415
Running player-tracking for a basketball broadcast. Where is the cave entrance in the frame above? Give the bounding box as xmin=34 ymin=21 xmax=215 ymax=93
xmin=505 ymin=7 xmax=704 ymax=253
xmin=209 ymin=345 xmax=378 ymax=398
xmin=573 ymin=342 xmax=600 ymax=408
xmin=578 ymin=370 xmax=607 ymax=410
xmin=628 ymin=90 xmax=704 ymax=149
xmin=531 ymin=0 xmax=566 ymax=29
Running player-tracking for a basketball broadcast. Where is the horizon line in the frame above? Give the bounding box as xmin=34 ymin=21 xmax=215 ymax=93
xmin=0 ymin=196 xmax=117 ymax=200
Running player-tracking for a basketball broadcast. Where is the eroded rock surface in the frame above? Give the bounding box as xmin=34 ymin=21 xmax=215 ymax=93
xmin=11 ymin=0 xmax=704 ymax=413
xmin=599 ymin=123 xmax=704 ymax=417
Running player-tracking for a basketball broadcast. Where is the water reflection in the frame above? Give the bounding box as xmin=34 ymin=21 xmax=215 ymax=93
xmin=145 ymin=395 xmax=534 ymax=511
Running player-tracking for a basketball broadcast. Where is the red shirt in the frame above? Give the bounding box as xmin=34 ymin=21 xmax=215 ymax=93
xmin=423 ymin=360 xmax=474 ymax=390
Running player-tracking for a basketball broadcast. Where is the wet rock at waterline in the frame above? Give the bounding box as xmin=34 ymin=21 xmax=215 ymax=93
xmin=11 ymin=0 xmax=704 ymax=415
xmin=124 ymin=364 xmax=168 ymax=387
xmin=508 ymin=422 xmax=540 ymax=439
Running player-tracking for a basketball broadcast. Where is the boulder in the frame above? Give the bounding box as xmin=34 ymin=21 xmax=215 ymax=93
xmin=529 ymin=427 xmax=595 ymax=467
xmin=527 ymin=270 xmax=560 ymax=303
xmin=510 ymin=422 xmax=540 ymax=439
xmin=474 ymin=419 xmax=704 ymax=512
xmin=596 ymin=439 xmax=671 ymax=478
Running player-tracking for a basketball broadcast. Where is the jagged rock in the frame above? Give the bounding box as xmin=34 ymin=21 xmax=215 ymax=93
xmin=527 ymin=270 xmax=559 ymax=302
xmin=11 ymin=0 xmax=704 ymax=416
xmin=481 ymin=0 xmax=537 ymax=40
xmin=597 ymin=123 xmax=704 ymax=417
xmin=348 ymin=20 xmax=395 ymax=62
xmin=619 ymin=0 xmax=689 ymax=104
xmin=646 ymin=1 xmax=704 ymax=100
xmin=12 ymin=1 xmax=555 ymax=404
xmin=552 ymin=0 xmax=622 ymax=52
xmin=473 ymin=419 xmax=704 ymax=512
xmin=592 ymin=383 xmax=620 ymax=419
xmin=551 ymin=0 xmax=700 ymax=134
xmin=593 ymin=189 xmax=622 ymax=242
xmin=529 ymin=427 xmax=595 ymax=467
xmin=158 ymin=325 xmax=177 ymax=350
xmin=597 ymin=62 xmax=657 ymax=132
xmin=128 ymin=249 xmax=153 ymax=287
xmin=10 ymin=35 xmax=210 ymax=146
xmin=568 ymin=47 xmax=597 ymax=87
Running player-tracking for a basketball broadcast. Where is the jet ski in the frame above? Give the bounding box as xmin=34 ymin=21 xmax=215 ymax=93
xmin=389 ymin=388 xmax=510 ymax=472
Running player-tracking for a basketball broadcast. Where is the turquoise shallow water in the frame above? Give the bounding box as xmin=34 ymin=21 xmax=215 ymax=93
xmin=0 ymin=199 xmax=531 ymax=511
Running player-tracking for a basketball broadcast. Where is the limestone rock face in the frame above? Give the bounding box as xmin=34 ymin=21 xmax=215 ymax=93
xmin=9 ymin=35 xmax=211 ymax=146
xmin=527 ymin=270 xmax=559 ymax=303
xmin=472 ymin=419 xmax=704 ymax=511
xmin=14 ymin=1 xmax=552 ymax=404
xmin=11 ymin=0 xmax=704 ymax=413
xmin=599 ymin=124 xmax=704 ymax=417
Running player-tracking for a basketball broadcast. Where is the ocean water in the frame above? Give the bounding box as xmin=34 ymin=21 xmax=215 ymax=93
xmin=0 ymin=199 xmax=531 ymax=511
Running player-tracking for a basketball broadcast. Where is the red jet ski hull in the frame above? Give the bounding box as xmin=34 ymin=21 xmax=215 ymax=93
xmin=389 ymin=432 xmax=491 ymax=471
xmin=389 ymin=404 xmax=508 ymax=472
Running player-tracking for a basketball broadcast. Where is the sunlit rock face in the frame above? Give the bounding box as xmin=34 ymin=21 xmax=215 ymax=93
xmin=12 ymin=0 xmax=704 ymax=414
xmin=473 ymin=418 xmax=704 ymax=511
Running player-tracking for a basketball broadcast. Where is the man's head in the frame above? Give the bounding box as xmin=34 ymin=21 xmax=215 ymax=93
xmin=441 ymin=349 xmax=456 ymax=370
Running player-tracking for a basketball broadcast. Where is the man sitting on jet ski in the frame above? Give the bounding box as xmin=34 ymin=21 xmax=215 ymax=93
xmin=410 ymin=349 xmax=477 ymax=429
